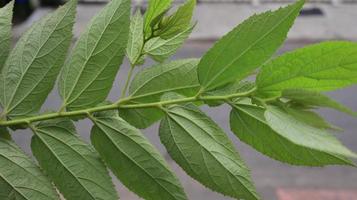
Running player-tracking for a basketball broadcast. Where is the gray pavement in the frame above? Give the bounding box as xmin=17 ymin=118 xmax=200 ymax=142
xmin=12 ymin=2 xmax=357 ymax=41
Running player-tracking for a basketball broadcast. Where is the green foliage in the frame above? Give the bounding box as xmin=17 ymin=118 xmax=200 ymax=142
xmin=59 ymin=0 xmax=130 ymax=111
xmin=282 ymin=88 xmax=356 ymax=116
xmin=204 ymin=81 xmax=256 ymax=107
xmin=128 ymin=59 xmax=200 ymax=102
xmin=127 ymin=11 xmax=145 ymax=66
xmin=140 ymin=0 xmax=195 ymax=63
xmin=0 ymin=0 xmax=76 ymax=118
xmin=31 ymin=119 xmax=118 ymax=200
xmin=91 ymin=110 xmax=187 ymax=200
xmin=0 ymin=137 xmax=59 ymax=200
xmin=160 ymin=104 xmax=259 ymax=200
xmin=0 ymin=1 xmax=13 ymax=70
xmin=265 ymin=106 xmax=356 ymax=159
xmin=282 ymin=107 xmax=340 ymax=130
xmin=120 ymin=59 xmax=199 ymax=128
xmin=0 ymin=127 xmax=11 ymax=140
xmin=144 ymin=0 xmax=172 ymax=37
xmin=144 ymin=24 xmax=194 ymax=62
xmin=0 ymin=0 xmax=356 ymax=199
xmin=230 ymin=102 xmax=354 ymax=166
xmin=257 ymin=41 xmax=357 ymax=97
xmin=197 ymin=0 xmax=304 ymax=91
xmin=157 ymin=0 xmax=196 ymax=39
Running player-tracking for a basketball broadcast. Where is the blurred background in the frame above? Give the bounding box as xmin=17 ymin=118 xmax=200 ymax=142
xmin=2 ymin=0 xmax=357 ymax=199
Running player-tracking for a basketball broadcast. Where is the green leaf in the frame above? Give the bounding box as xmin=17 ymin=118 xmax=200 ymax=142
xmin=144 ymin=0 xmax=172 ymax=37
xmin=0 ymin=127 xmax=11 ymax=140
xmin=119 ymin=108 xmax=165 ymax=129
xmin=59 ymin=0 xmax=130 ymax=111
xmin=160 ymin=104 xmax=259 ymax=200
xmin=158 ymin=0 xmax=196 ymax=39
xmin=91 ymin=110 xmax=187 ymax=200
xmin=203 ymin=81 xmax=255 ymax=107
xmin=197 ymin=0 xmax=304 ymax=91
xmin=0 ymin=0 xmax=76 ymax=118
xmin=0 ymin=138 xmax=59 ymax=200
xmin=230 ymin=103 xmax=354 ymax=166
xmin=0 ymin=1 xmax=13 ymax=70
xmin=144 ymin=25 xmax=194 ymax=62
xmin=257 ymin=42 xmax=357 ymax=96
xmin=284 ymin=107 xmax=341 ymax=131
xmin=127 ymin=11 xmax=144 ymax=65
xmin=266 ymin=105 xmax=356 ymax=160
xmin=31 ymin=118 xmax=118 ymax=200
xmin=205 ymin=81 xmax=255 ymax=97
xmin=282 ymin=89 xmax=356 ymax=116
xmin=149 ymin=8 xmax=169 ymax=32
xmin=119 ymin=59 xmax=200 ymax=128
xmin=129 ymin=59 xmax=199 ymax=102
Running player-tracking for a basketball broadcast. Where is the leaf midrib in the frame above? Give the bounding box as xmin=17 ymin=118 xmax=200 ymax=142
xmin=130 ymin=60 xmax=197 ymax=96
xmin=233 ymin=105 xmax=352 ymax=164
xmin=36 ymin=127 xmax=116 ymax=196
xmin=258 ymin=44 xmax=354 ymax=90
xmin=94 ymin=117 xmax=183 ymax=200
xmin=202 ymin=3 xmax=301 ymax=89
xmin=63 ymin=2 xmax=126 ymax=105
xmin=128 ymin=13 xmax=143 ymax=59
xmin=6 ymin=37 xmax=68 ymax=115
xmin=65 ymin=29 xmax=124 ymax=106
xmin=267 ymin=108 xmax=356 ymax=158
xmin=5 ymin=5 xmax=71 ymax=111
xmin=169 ymin=106 xmax=241 ymax=156
xmin=34 ymin=130 xmax=98 ymax=200
xmin=168 ymin=110 xmax=249 ymax=173
xmin=0 ymin=149 xmax=56 ymax=199
xmin=166 ymin=113 xmax=257 ymax=199
xmin=145 ymin=26 xmax=192 ymax=52
xmin=0 ymin=144 xmax=55 ymax=189
xmin=0 ymin=169 xmax=30 ymax=200
xmin=232 ymin=109 xmax=321 ymax=165
xmin=164 ymin=117 xmax=196 ymax=173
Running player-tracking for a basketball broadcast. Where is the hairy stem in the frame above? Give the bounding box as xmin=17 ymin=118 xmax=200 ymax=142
xmin=0 ymin=87 xmax=256 ymax=127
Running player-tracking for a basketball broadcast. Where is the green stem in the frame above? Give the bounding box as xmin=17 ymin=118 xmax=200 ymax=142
xmin=121 ymin=65 xmax=135 ymax=98
xmin=0 ymin=87 xmax=257 ymax=127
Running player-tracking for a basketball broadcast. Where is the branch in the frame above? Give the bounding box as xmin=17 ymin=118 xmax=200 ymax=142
xmin=120 ymin=64 xmax=135 ymax=98
xmin=0 ymin=87 xmax=256 ymax=127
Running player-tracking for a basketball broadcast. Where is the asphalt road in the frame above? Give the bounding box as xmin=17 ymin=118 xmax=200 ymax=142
xmin=9 ymin=40 xmax=357 ymax=200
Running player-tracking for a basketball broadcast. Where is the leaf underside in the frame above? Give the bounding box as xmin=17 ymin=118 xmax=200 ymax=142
xmin=0 ymin=0 xmax=76 ymax=118
xmin=91 ymin=110 xmax=187 ymax=200
xmin=60 ymin=0 xmax=130 ymax=111
xmin=282 ymin=88 xmax=356 ymax=116
xmin=127 ymin=11 xmax=144 ymax=65
xmin=0 ymin=1 xmax=13 ymax=70
xmin=230 ymin=103 xmax=354 ymax=166
xmin=0 ymin=138 xmax=59 ymax=200
xmin=160 ymin=104 xmax=259 ymax=200
xmin=120 ymin=59 xmax=200 ymax=128
xmin=31 ymin=118 xmax=118 ymax=200
xmin=144 ymin=24 xmax=194 ymax=62
xmin=144 ymin=0 xmax=172 ymax=36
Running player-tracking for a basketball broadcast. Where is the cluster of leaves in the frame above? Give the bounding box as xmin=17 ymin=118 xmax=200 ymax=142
xmin=0 ymin=0 xmax=356 ymax=199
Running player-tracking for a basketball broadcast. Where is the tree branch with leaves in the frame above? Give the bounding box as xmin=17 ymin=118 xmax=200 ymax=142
xmin=0 ymin=0 xmax=356 ymax=199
